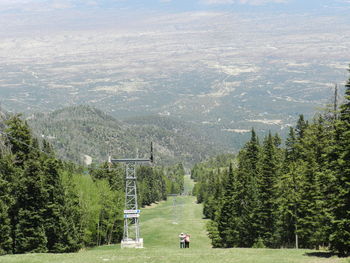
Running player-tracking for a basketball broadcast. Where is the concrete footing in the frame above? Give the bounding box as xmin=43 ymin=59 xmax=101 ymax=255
xmin=121 ymin=238 xmax=143 ymax=248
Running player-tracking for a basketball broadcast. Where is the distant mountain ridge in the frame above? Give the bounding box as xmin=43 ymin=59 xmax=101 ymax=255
xmin=28 ymin=105 xmax=233 ymax=166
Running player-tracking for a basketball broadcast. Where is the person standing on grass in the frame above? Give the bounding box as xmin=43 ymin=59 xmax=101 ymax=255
xmin=185 ymin=233 xmax=191 ymax=248
xmin=179 ymin=232 xmax=186 ymax=248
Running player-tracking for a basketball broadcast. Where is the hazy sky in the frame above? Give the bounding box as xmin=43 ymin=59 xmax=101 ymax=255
xmin=0 ymin=0 xmax=348 ymax=37
xmin=0 ymin=0 xmax=349 ymax=14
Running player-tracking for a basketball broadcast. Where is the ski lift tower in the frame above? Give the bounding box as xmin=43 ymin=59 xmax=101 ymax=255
xmin=108 ymin=143 xmax=154 ymax=248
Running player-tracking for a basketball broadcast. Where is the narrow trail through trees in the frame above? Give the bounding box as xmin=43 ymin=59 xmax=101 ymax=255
xmin=140 ymin=174 xmax=211 ymax=249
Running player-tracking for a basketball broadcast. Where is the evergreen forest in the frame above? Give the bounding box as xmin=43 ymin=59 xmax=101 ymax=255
xmin=28 ymin=106 xmax=231 ymax=166
xmin=0 ymin=115 xmax=184 ymax=254
xmin=192 ymin=66 xmax=350 ymax=256
xmin=1 ymin=67 xmax=350 ymax=258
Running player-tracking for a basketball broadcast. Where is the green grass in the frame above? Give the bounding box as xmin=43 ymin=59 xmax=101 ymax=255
xmin=1 ymin=175 xmax=349 ymax=263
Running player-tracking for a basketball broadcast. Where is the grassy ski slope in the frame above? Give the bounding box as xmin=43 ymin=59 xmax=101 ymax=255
xmin=1 ymin=176 xmax=349 ymax=263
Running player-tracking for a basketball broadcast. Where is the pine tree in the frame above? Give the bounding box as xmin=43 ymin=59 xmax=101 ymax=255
xmin=206 ymin=220 xmax=222 ymax=248
xmin=42 ymin=156 xmax=80 ymax=252
xmin=295 ymin=114 xmax=308 ymax=140
xmin=5 ymin=115 xmax=32 ymax=166
xmin=330 ymin=66 xmax=350 ymax=256
xmin=3 ymin=116 xmax=50 ymax=253
xmin=312 ymin=116 xmax=336 ymax=248
xmin=0 ymin=155 xmax=14 ymax=254
xmin=234 ymin=129 xmax=261 ymax=247
xmin=294 ymin=115 xmax=337 ymax=249
xmin=276 ymin=162 xmax=304 ymax=248
xmin=15 ymin=158 xmax=48 ymax=253
xmin=275 ymin=127 xmax=300 ymax=248
xmin=61 ymin=172 xmax=84 ymax=252
xmin=285 ymin=127 xmax=297 ymax=163
xmin=217 ymin=164 xmax=239 ymax=247
xmin=90 ymin=162 xmax=124 ymax=192
xmin=257 ymin=132 xmax=280 ymax=247
xmin=138 ymin=166 xmax=154 ymax=206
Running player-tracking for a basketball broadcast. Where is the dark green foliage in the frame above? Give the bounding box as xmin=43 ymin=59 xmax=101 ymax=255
xmin=15 ymin=159 xmax=48 ymax=253
xmin=42 ymin=158 xmax=83 ymax=252
xmin=274 ymin=128 xmax=302 ymax=248
xmin=214 ymin=130 xmax=262 ymax=247
xmin=164 ymin=163 xmax=185 ymax=196
xmin=90 ymin=162 xmax=124 ymax=192
xmin=235 ymin=130 xmax=261 ymax=247
xmin=194 ymin=69 xmax=350 ymax=256
xmin=206 ymin=220 xmax=222 ymax=248
xmin=217 ymin=164 xmax=239 ymax=248
xmin=252 ymin=237 xmax=266 ymax=248
xmin=5 ymin=115 xmax=32 ymax=166
xmin=28 ymin=105 xmax=228 ymax=166
xmin=295 ymin=114 xmax=308 ymax=140
xmin=0 ymin=156 xmax=14 ymax=254
xmin=60 ymin=172 xmax=85 ymax=251
xmin=43 ymin=158 xmax=66 ymax=252
xmin=295 ymin=118 xmax=327 ymax=248
xmin=330 ymin=66 xmax=350 ymax=256
xmin=138 ymin=166 xmax=162 ymax=206
xmin=0 ymin=114 xmax=177 ymax=255
xmin=257 ymin=132 xmax=280 ymax=247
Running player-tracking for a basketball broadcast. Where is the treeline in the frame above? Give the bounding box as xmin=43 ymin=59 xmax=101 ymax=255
xmin=192 ymin=69 xmax=350 ymax=256
xmin=0 ymin=115 xmax=184 ymax=254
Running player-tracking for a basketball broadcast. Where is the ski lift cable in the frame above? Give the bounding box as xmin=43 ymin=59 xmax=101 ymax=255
xmin=0 ymin=130 xmax=50 ymax=157
xmin=0 ymin=130 xmax=146 ymax=172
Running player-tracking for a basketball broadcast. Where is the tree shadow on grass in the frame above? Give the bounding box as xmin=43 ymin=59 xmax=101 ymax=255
xmin=304 ymin=252 xmax=336 ymax=258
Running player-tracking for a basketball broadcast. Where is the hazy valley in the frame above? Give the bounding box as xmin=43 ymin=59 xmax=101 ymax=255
xmin=1 ymin=11 xmax=349 ymax=141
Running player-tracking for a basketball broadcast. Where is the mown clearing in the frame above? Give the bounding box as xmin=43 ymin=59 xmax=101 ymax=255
xmin=1 ymin=176 xmax=349 ymax=263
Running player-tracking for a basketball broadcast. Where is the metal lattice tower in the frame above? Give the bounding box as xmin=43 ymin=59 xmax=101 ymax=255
xmin=108 ymin=143 xmax=153 ymax=248
xmin=123 ymin=161 xmax=140 ymax=243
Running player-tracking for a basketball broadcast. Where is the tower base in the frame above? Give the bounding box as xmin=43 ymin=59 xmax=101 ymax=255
xmin=121 ymin=238 xmax=143 ymax=248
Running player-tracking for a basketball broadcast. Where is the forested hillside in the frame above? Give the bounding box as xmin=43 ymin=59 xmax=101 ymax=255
xmin=192 ymin=68 xmax=350 ymax=256
xmin=0 ymin=115 xmax=185 ymax=254
xmin=28 ymin=106 xmax=231 ymax=166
